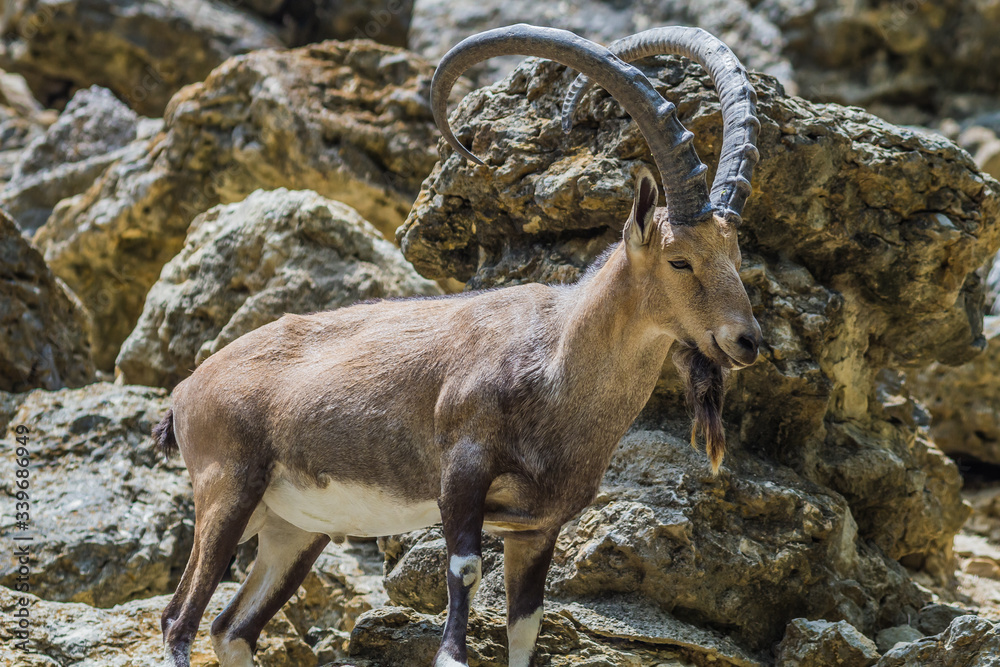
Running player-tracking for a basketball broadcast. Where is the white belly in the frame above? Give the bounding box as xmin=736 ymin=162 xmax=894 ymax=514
xmin=262 ymin=466 xmax=441 ymax=538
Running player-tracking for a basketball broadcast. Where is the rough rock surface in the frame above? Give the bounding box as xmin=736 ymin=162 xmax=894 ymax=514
xmin=874 ymin=625 xmax=923 ymax=654
xmin=348 ymin=604 xmax=760 ymax=667
xmin=0 ymin=85 xmax=140 ymax=234
xmin=0 ymin=0 xmax=282 ymax=116
xmin=876 ymin=615 xmax=1000 ymax=667
xmin=393 ymin=54 xmax=996 ymax=653
xmin=0 ymin=207 xmax=93 ymax=392
xmin=250 ymin=0 xmax=414 ymax=49
xmin=0 ymin=583 xmax=313 ymax=666
xmin=409 ymin=0 xmax=794 ymax=90
xmin=412 ymin=0 xmax=1000 ymax=125
xmin=33 ymin=39 xmax=442 ymax=370
xmin=0 ymin=383 xmax=191 ymax=607
xmin=908 ymin=316 xmax=1000 ymax=465
xmin=775 ymin=619 xmax=880 ymax=667
xmin=116 ymin=189 xmax=441 ymax=389
xmin=0 ymin=68 xmax=52 ymax=187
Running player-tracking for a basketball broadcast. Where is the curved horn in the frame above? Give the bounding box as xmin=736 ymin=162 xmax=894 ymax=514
xmin=561 ymin=27 xmax=760 ymax=224
xmin=431 ymin=24 xmax=714 ymax=225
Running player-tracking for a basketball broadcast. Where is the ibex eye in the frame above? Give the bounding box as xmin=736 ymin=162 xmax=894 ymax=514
xmin=669 ymin=260 xmax=692 ymax=271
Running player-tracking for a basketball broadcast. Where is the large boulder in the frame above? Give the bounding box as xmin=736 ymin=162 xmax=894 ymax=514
xmin=876 ymin=615 xmax=1000 ymax=667
xmin=908 ymin=316 xmax=1000 ymax=465
xmin=33 ymin=39 xmax=443 ymax=370
xmin=117 ymin=188 xmax=441 ymax=389
xmin=0 ymin=85 xmax=144 ymax=234
xmin=0 ymin=207 xmax=93 ymax=392
xmin=0 ymin=583 xmax=314 ymax=666
xmin=0 ymin=383 xmax=191 ymax=607
xmin=0 ymin=0 xmax=282 ymax=116
xmin=775 ymin=619 xmax=880 ymax=667
xmin=0 ymin=68 xmax=52 ymax=187
xmin=390 ymin=53 xmax=997 ymax=654
xmin=409 ymin=0 xmax=793 ymax=89
xmin=410 ymin=0 xmax=1000 ymax=125
xmin=348 ymin=604 xmax=762 ymax=667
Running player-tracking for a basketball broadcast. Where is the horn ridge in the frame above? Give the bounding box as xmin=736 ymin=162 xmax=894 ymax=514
xmin=430 ymin=24 xmax=714 ymax=225
xmin=561 ymin=27 xmax=760 ymax=223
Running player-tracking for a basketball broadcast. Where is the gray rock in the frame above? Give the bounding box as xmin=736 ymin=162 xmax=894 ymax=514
xmin=0 ymin=206 xmax=94 ymax=392
xmin=0 ymin=69 xmax=52 ymax=189
xmin=0 ymin=583 xmax=315 ymax=666
xmin=877 ymin=615 xmax=1000 ymax=667
xmin=33 ymin=40 xmax=443 ymax=370
xmin=917 ymin=603 xmax=974 ymax=636
xmin=0 ymin=383 xmax=191 ymax=607
xmin=0 ymin=85 xmax=140 ymax=233
xmin=116 ymin=189 xmax=441 ymax=389
xmin=908 ymin=317 xmax=1000 ymax=465
xmin=539 ymin=429 xmax=926 ymax=652
xmin=409 ymin=0 xmax=794 ymax=90
xmin=776 ymin=619 xmax=880 ymax=667
xmin=0 ymin=0 xmax=282 ymax=116
xmin=349 ymin=604 xmax=719 ymax=666
xmin=875 ymin=625 xmax=923 ymax=653
xmin=383 ymin=532 xmax=450 ymax=614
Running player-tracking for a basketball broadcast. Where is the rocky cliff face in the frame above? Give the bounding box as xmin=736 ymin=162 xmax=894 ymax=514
xmin=30 ymin=39 xmax=442 ymax=369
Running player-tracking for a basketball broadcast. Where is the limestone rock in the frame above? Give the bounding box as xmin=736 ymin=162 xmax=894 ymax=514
xmin=408 ymin=0 xmax=794 ymax=89
xmin=0 ymin=207 xmax=93 ymax=392
xmin=916 ymin=603 xmax=970 ymax=636
xmin=775 ymin=619 xmax=880 ymax=667
xmin=0 ymin=68 xmax=52 ymax=188
xmin=541 ymin=429 xmax=926 ymax=652
xmin=875 ymin=625 xmax=923 ymax=653
xmin=116 ymin=189 xmax=441 ymax=389
xmin=0 ymin=85 xmax=142 ymax=234
xmin=774 ymin=1 xmax=1000 ymax=124
xmin=33 ymin=39 xmax=443 ymax=370
xmin=876 ymin=615 xmax=1000 ymax=667
xmin=0 ymin=383 xmax=192 ymax=607
xmin=0 ymin=583 xmax=314 ymax=666
xmin=383 ymin=531 xmax=450 ymax=614
xmin=908 ymin=317 xmax=1000 ymax=465
xmin=0 ymin=0 xmax=282 ymax=116
xmin=348 ymin=604 xmax=742 ymax=666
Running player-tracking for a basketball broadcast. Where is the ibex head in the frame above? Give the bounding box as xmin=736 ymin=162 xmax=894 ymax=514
xmin=432 ymin=25 xmax=764 ymax=471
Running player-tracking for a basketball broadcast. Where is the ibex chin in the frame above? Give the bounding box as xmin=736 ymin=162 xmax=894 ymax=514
xmin=156 ymin=24 xmax=762 ymax=667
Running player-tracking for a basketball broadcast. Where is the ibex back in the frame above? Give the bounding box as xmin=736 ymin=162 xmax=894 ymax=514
xmin=158 ymin=24 xmax=763 ymax=667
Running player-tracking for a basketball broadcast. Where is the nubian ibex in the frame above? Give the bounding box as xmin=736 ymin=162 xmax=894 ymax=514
xmin=157 ymin=24 xmax=762 ymax=667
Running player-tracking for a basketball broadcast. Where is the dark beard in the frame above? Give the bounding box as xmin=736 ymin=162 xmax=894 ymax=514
xmin=672 ymin=345 xmax=729 ymax=475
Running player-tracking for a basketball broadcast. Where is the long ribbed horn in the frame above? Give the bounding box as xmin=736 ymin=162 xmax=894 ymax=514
xmin=561 ymin=27 xmax=760 ymax=224
xmin=431 ymin=24 xmax=714 ymax=226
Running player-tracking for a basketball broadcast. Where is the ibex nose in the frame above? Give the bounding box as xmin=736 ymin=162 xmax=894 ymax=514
xmin=718 ymin=319 xmax=762 ymax=367
xmin=737 ymin=334 xmax=759 ymax=357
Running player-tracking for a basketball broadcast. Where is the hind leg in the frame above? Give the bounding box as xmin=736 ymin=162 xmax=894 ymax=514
xmin=210 ymin=510 xmax=329 ymax=666
xmin=162 ymin=469 xmax=266 ymax=667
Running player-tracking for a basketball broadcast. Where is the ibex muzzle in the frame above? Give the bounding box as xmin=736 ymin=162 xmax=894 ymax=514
xmin=157 ymin=24 xmax=762 ymax=667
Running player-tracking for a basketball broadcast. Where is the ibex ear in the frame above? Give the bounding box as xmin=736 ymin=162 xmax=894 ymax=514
xmin=625 ymin=167 xmax=658 ymax=248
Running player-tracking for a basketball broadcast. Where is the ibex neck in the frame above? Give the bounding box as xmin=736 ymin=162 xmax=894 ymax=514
xmin=554 ymin=244 xmax=673 ymax=399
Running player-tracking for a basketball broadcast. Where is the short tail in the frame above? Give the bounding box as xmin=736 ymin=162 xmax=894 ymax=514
xmin=153 ymin=408 xmax=178 ymax=459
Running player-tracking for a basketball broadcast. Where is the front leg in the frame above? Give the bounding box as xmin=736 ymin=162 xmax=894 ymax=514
xmin=504 ymin=530 xmax=558 ymax=667
xmin=435 ymin=441 xmax=491 ymax=667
